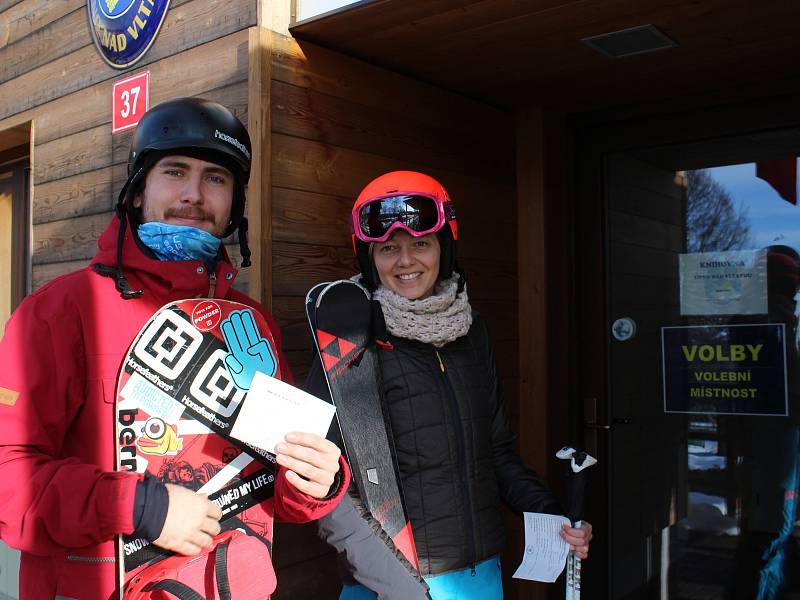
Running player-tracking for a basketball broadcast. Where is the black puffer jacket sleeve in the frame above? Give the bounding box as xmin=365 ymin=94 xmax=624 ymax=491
xmin=306 ymin=357 xmax=431 ymax=600
xmin=479 ymin=318 xmax=563 ymax=516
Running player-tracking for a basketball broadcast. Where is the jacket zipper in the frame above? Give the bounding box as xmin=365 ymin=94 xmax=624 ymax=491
xmin=208 ymin=271 xmax=217 ymax=297
xmin=66 ymin=555 xmax=116 ymax=563
xmin=435 ymin=349 xmax=477 ymax=574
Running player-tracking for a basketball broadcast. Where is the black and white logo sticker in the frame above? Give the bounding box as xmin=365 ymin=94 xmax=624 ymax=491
xmin=190 ymin=348 xmax=246 ymax=418
xmin=134 ymin=311 xmax=203 ymax=380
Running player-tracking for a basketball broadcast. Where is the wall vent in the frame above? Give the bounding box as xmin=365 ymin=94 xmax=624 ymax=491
xmin=581 ymin=25 xmax=677 ymax=58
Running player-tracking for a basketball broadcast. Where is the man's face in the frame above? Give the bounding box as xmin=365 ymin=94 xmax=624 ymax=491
xmin=132 ymin=155 xmax=234 ymax=237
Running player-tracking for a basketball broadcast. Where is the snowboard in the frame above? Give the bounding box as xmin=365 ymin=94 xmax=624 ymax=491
xmin=306 ymin=280 xmax=419 ymax=569
xmin=115 ymin=298 xmax=282 ymax=595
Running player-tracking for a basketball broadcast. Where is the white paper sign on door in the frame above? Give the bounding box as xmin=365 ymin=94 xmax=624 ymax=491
xmin=679 ymin=249 xmax=767 ymax=315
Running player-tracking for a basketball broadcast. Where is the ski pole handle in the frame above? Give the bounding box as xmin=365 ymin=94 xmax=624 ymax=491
xmin=566 ymin=471 xmax=589 ymax=524
xmin=555 ymin=447 xmax=597 ymax=524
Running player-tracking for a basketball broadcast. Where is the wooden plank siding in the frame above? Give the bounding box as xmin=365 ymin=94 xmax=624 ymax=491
xmin=0 ymin=0 xmax=256 ymax=119
xmin=0 ymin=0 xmax=82 ymax=54
xmin=267 ymin=32 xmax=518 ymax=388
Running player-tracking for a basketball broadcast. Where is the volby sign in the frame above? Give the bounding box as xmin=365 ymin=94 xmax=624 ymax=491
xmin=661 ymin=323 xmax=788 ymax=416
xmin=112 ymin=71 xmax=149 ymax=134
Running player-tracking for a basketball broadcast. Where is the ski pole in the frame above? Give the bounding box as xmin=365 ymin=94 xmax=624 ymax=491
xmin=556 ymin=446 xmax=597 ymax=600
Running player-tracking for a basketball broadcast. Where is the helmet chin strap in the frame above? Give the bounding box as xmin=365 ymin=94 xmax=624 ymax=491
xmin=112 ymin=210 xmax=144 ymax=299
xmin=238 ymin=217 xmax=251 ymax=268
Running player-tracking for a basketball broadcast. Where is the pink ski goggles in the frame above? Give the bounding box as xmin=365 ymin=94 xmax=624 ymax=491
xmin=353 ymin=193 xmax=455 ymax=243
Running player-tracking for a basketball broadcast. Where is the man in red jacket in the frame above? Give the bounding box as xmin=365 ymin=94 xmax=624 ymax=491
xmin=0 ymin=97 xmax=349 ymax=599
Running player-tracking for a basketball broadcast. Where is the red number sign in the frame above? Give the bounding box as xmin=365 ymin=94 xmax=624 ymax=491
xmin=112 ymin=71 xmax=150 ymax=134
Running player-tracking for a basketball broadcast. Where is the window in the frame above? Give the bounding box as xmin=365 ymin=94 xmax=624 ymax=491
xmin=0 ymin=144 xmax=31 ymax=337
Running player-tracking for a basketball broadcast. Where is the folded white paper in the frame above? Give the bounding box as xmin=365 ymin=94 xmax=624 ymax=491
xmin=512 ymin=512 xmax=571 ymax=582
xmin=229 ymin=371 xmax=336 ymax=454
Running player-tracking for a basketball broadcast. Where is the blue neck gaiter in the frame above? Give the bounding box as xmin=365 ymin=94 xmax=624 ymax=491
xmin=137 ymin=222 xmax=222 ymax=262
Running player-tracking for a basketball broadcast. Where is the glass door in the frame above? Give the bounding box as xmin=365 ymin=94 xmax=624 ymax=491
xmin=604 ymin=148 xmax=800 ymax=600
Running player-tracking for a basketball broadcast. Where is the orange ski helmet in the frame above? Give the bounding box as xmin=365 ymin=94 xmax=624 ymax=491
xmin=351 ymin=171 xmax=459 ymax=290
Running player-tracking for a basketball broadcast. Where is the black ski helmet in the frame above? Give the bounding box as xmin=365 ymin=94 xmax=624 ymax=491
xmin=117 ymin=96 xmax=252 ymax=238
xmin=108 ymin=97 xmax=253 ymax=299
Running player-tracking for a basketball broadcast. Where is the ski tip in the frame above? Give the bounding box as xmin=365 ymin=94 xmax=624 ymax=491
xmin=315 ymin=279 xmax=371 ymax=308
xmin=305 ymin=281 xmax=331 ymax=304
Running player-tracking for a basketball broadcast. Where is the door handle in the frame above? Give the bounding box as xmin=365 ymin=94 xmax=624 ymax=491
xmin=584 ymin=418 xmax=633 ymax=430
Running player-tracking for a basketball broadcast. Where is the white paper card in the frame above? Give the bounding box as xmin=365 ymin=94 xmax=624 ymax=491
xmin=679 ymin=249 xmax=767 ymax=316
xmin=230 ymin=371 xmax=336 ymax=454
xmin=512 ymin=512 xmax=571 ymax=582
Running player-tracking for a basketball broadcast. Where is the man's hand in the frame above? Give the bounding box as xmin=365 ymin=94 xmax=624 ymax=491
xmin=275 ymin=432 xmax=341 ymax=499
xmin=561 ymin=521 xmax=593 ymax=559
xmin=152 ymin=484 xmax=222 ymax=555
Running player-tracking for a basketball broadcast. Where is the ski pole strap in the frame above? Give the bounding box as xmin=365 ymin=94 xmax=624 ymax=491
xmin=142 ymin=579 xmax=204 ymax=600
xmin=215 ymin=537 xmax=232 ymax=600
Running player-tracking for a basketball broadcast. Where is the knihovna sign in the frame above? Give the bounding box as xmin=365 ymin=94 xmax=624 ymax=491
xmin=87 ymin=0 xmax=172 ymax=70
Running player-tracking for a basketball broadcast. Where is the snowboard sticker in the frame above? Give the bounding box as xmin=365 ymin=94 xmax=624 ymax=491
xmin=307 ymin=280 xmax=419 ymax=569
xmin=115 ymin=299 xmax=281 ymax=594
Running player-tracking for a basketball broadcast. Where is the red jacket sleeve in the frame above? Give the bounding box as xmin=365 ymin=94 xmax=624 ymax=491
xmin=274 ymin=455 xmax=351 ymax=523
xmin=0 ymin=293 xmax=139 ymax=555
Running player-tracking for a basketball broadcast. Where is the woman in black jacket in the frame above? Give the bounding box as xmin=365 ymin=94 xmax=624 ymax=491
xmin=307 ymin=171 xmax=592 ymax=600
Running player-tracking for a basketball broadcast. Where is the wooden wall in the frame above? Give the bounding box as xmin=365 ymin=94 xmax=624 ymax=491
xmin=267 ymin=33 xmax=517 ymax=384
xmin=265 ymin=33 xmax=520 ymax=598
xmin=0 ymin=0 xmax=258 ymax=292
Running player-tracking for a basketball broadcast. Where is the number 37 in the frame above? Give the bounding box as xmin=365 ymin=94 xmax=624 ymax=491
xmin=120 ymin=86 xmax=141 ymax=118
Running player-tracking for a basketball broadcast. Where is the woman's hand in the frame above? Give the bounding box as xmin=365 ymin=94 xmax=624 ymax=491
xmin=560 ymin=521 xmax=593 ymax=559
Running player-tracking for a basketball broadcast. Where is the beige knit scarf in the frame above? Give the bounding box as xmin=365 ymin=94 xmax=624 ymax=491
xmin=371 ymin=274 xmax=473 ymax=347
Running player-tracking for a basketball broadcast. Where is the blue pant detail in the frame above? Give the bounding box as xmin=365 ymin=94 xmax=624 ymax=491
xmin=339 ymin=556 xmax=503 ymax=600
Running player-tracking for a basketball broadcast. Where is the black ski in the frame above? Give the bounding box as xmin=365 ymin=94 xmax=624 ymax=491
xmin=306 ymin=279 xmax=419 ymax=569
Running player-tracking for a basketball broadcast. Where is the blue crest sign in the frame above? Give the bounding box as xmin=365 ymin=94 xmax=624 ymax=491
xmin=88 ymin=0 xmax=172 ymax=70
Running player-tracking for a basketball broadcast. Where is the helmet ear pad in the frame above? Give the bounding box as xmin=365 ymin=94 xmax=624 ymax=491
xmin=437 ymin=226 xmax=457 ymax=281
xmin=355 ymin=238 xmax=380 ymax=291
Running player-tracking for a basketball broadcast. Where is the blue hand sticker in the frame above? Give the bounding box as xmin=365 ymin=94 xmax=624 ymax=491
xmin=220 ymin=309 xmax=278 ymax=390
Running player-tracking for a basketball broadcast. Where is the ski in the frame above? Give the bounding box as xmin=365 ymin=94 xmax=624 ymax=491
xmin=306 ymin=279 xmax=419 ymax=569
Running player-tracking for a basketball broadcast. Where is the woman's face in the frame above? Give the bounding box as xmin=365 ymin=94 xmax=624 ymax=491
xmin=373 ymin=231 xmax=440 ymax=300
